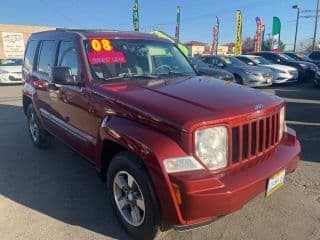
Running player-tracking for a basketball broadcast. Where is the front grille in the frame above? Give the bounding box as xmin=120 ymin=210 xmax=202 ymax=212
xmin=231 ymin=111 xmax=280 ymax=164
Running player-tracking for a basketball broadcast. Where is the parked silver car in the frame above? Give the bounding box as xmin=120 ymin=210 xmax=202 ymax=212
xmin=0 ymin=59 xmax=23 ymax=84
xmin=236 ymin=55 xmax=298 ymax=84
xmin=200 ymin=55 xmax=273 ymax=87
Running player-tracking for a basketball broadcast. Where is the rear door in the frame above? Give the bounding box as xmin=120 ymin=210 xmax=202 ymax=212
xmin=31 ymin=40 xmax=57 ymax=126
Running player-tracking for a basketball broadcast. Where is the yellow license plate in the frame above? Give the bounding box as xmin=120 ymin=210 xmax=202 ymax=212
xmin=266 ymin=169 xmax=286 ymax=197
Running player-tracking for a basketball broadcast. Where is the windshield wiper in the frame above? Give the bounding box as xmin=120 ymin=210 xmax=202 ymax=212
xmin=104 ymin=73 xmax=159 ymax=81
xmin=155 ymin=71 xmax=193 ymax=77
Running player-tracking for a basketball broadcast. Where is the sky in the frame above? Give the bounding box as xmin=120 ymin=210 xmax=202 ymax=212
xmin=0 ymin=0 xmax=319 ymax=49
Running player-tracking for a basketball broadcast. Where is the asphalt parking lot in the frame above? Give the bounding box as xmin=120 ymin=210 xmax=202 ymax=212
xmin=0 ymin=83 xmax=319 ymax=240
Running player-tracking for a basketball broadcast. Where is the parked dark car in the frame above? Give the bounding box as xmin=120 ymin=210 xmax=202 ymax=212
xmin=188 ymin=57 xmax=235 ymax=82
xmin=22 ymin=29 xmax=300 ymax=239
xmin=308 ymin=51 xmax=320 ymax=63
xmin=285 ymin=52 xmax=320 ymax=67
xmin=249 ymin=51 xmax=318 ymax=81
xmin=200 ymin=55 xmax=273 ymax=87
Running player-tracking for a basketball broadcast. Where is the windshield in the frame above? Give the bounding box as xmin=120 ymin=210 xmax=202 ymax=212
xmin=0 ymin=59 xmax=23 ymax=66
xmin=295 ymin=53 xmax=312 ymax=61
xmin=84 ymin=39 xmax=195 ymax=82
xmin=219 ymin=56 xmax=245 ymax=66
xmin=188 ymin=57 xmax=209 ymax=68
xmin=278 ymin=53 xmax=296 ymax=61
xmin=248 ymin=56 xmax=271 ymax=65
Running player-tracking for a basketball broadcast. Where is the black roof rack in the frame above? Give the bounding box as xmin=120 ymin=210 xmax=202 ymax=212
xmin=55 ymin=28 xmax=119 ymax=32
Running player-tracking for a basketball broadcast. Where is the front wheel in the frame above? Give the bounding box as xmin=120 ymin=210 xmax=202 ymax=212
xmin=234 ymin=75 xmax=243 ymax=85
xmin=107 ymin=151 xmax=164 ymax=239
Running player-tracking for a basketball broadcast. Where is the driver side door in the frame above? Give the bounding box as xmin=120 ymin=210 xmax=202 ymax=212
xmin=49 ymin=40 xmax=95 ymax=159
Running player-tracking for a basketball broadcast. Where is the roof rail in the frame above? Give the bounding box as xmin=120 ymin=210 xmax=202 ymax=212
xmin=55 ymin=28 xmax=120 ymax=32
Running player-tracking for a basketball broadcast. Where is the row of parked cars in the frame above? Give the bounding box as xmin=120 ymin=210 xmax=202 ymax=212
xmin=1 ymin=51 xmax=320 ymax=88
xmin=189 ymin=51 xmax=320 ymax=88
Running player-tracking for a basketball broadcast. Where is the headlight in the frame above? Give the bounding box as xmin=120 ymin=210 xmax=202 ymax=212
xmin=299 ymin=63 xmax=308 ymax=69
xmin=163 ymin=156 xmax=204 ymax=173
xmin=279 ymin=106 xmax=285 ymax=141
xmin=195 ymin=126 xmax=228 ymax=170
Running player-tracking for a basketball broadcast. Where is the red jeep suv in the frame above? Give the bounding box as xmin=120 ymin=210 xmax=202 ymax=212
xmin=22 ymin=29 xmax=301 ymax=239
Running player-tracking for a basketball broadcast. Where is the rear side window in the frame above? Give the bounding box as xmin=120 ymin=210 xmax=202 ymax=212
xmin=24 ymin=40 xmax=38 ymax=70
xmin=37 ymin=41 xmax=56 ymax=75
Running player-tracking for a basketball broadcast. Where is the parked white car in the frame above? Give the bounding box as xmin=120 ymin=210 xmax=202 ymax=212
xmin=0 ymin=59 xmax=23 ymax=84
xmin=237 ymin=55 xmax=299 ymax=84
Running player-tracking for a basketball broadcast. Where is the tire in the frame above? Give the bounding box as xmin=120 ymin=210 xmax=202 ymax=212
xmin=107 ymin=151 xmax=164 ymax=240
xmin=234 ymin=75 xmax=243 ymax=85
xmin=27 ymin=104 xmax=52 ymax=148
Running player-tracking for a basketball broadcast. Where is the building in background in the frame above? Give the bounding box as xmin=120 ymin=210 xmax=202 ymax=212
xmin=184 ymin=41 xmax=207 ymax=56
xmin=0 ymin=24 xmax=55 ymax=59
xmin=217 ymin=43 xmax=235 ymax=55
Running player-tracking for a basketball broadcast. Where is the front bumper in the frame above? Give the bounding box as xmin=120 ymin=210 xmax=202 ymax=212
xmin=169 ymin=127 xmax=300 ymax=225
xmin=273 ymin=72 xmax=298 ymax=84
xmin=244 ymin=75 xmax=273 ymax=87
xmin=0 ymin=73 xmax=22 ymax=84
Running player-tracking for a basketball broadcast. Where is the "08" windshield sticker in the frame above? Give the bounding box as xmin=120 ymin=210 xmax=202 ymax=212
xmin=87 ymin=51 xmax=127 ymax=64
xmin=88 ymin=39 xmax=126 ymax=64
xmin=90 ymin=39 xmax=113 ymax=52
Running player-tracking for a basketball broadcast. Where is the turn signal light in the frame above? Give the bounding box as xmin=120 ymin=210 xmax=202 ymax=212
xmin=171 ymin=183 xmax=182 ymax=205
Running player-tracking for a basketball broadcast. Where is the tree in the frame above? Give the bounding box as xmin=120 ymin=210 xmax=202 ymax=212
xmin=242 ymin=37 xmax=254 ymax=53
xmin=263 ymin=38 xmax=286 ymax=52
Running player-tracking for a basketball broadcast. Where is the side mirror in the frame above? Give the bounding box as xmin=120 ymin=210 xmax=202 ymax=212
xmin=248 ymin=62 xmax=254 ymax=66
xmin=276 ymin=59 xmax=281 ymax=63
xmin=51 ymin=67 xmax=75 ymax=85
xmin=218 ymin=63 xmax=224 ymax=67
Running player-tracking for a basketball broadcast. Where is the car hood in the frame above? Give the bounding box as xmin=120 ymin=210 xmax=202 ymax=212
xmin=95 ymin=76 xmax=283 ymax=133
xmin=0 ymin=65 xmax=22 ymax=73
xmin=197 ymin=67 xmax=234 ymax=79
xmin=288 ymin=60 xmax=317 ymax=68
xmin=261 ymin=64 xmax=297 ymax=72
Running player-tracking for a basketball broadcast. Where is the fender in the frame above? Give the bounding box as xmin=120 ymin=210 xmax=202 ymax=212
xmin=96 ymin=115 xmax=190 ymax=225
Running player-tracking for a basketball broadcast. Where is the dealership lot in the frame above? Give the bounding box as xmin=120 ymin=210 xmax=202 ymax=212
xmin=0 ymin=83 xmax=319 ymax=240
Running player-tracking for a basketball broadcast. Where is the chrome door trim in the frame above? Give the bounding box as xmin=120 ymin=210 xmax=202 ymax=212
xmin=40 ymin=108 xmax=96 ymax=145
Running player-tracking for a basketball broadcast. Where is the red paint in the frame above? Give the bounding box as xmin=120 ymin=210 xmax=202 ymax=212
xmin=23 ymin=30 xmax=301 ymax=227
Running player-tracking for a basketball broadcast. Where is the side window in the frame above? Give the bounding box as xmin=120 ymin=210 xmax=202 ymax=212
xmin=201 ymin=57 xmax=210 ymax=64
xmin=310 ymin=52 xmax=320 ymax=59
xmin=211 ymin=58 xmax=219 ymax=66
xmin=56 ymin=41 xmax=79 ymax=77
xmin=24 ymin=40 xmax=38 ymax=70
xmin=37 ymin=41 xmax=56 ymax=75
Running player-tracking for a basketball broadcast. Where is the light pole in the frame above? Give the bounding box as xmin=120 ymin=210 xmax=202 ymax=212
xmin=312 ymin=0 xmax=320 ymax=51
xmin=292 ymin=5 xmax=300 ymax=52
xmin=216 ymin=16 xmax=220 ymax=55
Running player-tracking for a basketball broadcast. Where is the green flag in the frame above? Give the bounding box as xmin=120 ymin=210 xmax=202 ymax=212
xmin=272 ymin=17 xmax=281 ymax=52
xmin=133 ymin=0 xmax=139 ymax=32
xmin=175 ymin=6 xmax=181 ymax=44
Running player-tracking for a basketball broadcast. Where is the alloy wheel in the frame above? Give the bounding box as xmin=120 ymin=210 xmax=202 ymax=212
xmin=113 ymin=171 xmax=146 ymax=227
